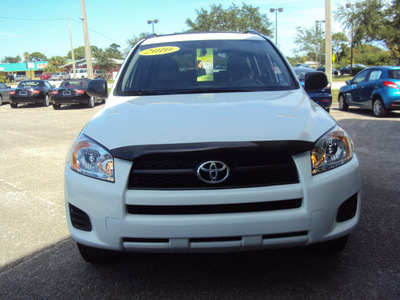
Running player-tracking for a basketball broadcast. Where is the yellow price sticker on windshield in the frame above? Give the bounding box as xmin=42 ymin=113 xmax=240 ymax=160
xmin=139 ymin=46 xmax=180 ymax=56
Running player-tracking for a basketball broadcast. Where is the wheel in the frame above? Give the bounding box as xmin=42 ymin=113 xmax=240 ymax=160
xmin=87 ymin=96 xmax=95 ymax=108
xmin=43 ymin=94 xmax=50 ymax=107
xmin=77 ymin=243 xmax=113 ymax=263
xmin=373 ymin=98 xmax=387 ymax=117
xmin=0 ymin=95 xmax=3 ymax=105
xmin=309 ymin=235 xmax=349 ymax=254
xmin=338 ymin=94 xmax=349 ymax=111
xmin=10 ymin=103 xmax=18 ymax=108
xmin=52 ymin=103 xmax=61 ymax=110
xmin=325 ymin=108 xmax=330 ymax=113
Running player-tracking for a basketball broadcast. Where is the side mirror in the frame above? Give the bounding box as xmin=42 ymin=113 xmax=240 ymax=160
xmin=304 ymin=72 xmax=328 ymax=91
xmin=87 ymin=79 xmax=108 ymax=99
xmin=345 ymin=80 xmax=352 ymax=85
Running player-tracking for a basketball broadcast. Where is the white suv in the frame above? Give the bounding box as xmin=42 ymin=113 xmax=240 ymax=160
xmin=65 ymin=32 xmax=361 ymax=263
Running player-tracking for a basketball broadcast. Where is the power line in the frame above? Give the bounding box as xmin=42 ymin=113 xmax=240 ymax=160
xmin=0 ymin=16 xmax=68 ymax=21
xmin=71 ymin=18 xmax=124 ymax=44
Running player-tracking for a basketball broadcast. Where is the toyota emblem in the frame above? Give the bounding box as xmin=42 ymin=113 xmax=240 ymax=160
xmin=197 ymin=161 xmax=230 ymax=184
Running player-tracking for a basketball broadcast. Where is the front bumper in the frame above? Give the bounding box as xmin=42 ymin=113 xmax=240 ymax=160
xmin=65 ymin=151 xmax=361 ymax=253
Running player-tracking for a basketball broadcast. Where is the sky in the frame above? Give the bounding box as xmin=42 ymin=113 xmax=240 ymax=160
xmin=0 ymin=0 xmax=351 ymax=61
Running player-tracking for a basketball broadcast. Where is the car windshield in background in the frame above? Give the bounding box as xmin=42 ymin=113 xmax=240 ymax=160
xmin=60 ymin=80 xmax=88 ymax=87
xmin=117 ymin=39 xmax=297 ymax=96
xmin=18 ymin=81 xmax=41 ymax=87
xmin=293 ymin=67 xmax=314 ymax=80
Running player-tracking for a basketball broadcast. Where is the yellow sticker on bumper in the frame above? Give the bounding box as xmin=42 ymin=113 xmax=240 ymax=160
xmin=139 ymin=46 xmax=180 ymax=56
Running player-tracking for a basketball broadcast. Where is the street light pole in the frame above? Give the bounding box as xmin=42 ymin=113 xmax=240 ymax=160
xmin=316 ymin=20 xmax=325 ymax=66
xmin=346 ymin=3 xmax=361 ymax=74
xmin=269 ymin=8 xmax=283 ymax=45
xmin=147 ymin=19 xmax=159 ymax=35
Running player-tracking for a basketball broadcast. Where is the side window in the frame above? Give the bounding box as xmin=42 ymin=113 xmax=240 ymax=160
xmin=368 ymin=70 xmax=382 ymax=81
xmin=45 ymin=82 xmax=51 ymax=88
xmin=352 ymin=70 xmax=369 ymax=84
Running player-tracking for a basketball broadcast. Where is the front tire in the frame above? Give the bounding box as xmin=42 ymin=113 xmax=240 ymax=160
xmin=77 ymin=243 xmax=113 ymax=264
xmin=0 ymin=95 xmax=3 ymax=105
xmin=52 ymin=103 xmax=61 ymax=110
xmin=10 ymin=103 xmax=18 ymax=108
xmin=338 ymin=94 xmax=349 ymax=111
xmin=373 ymin=98 xmax=387 ymax=117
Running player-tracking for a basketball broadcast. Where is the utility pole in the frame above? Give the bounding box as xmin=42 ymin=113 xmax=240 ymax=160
xmin=68 ymin=18 xmax=76 ymax=79
xmin=80 ymin=0 xmax=93 ymax=79
xmin=325 ymin=0 xmax=332 ymax=83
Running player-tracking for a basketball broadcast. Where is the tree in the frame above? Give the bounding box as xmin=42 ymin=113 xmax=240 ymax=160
xmin=186 ymin=3 xmax=273 ymax=36
xmin=93 ymin=48 xmax=116 ymax=78
xmin=106 ymin=43 xmax=123 ymax=59
xmin=335 ymin=0 xmax=400 ymax=64
xmin=1 ymin=56 xmax=21 ymax=63
xmin=293 ymin=26 xmax=324 ymax=63
xmin=125 ymin=32 xmax=149 ymax=56
xmin=29 ymin=52 xmax=47 ymax=62
xmin=67 ymin=46 xmax=86 ymax=60
xmin=332 ymin=32 xmax=349 ymax=64
xmin=23 ymin=52 xmax=29 ymax=63
xmin=43 ymin=56 xmax=67 ymax=73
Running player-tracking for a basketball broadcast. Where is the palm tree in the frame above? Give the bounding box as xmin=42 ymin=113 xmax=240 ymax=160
xmin=23 ymin=52 xmax=29 ymax=63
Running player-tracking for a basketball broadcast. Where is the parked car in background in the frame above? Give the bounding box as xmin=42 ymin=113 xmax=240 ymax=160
xmin=65 ymin=31 xmax=361 ymax=263
xmin=15 ymin=75 xmax=30 ymax=82
xmin=6 ymin=75 xmax=14 ymax=83
xmin=295 ymin=63 xmax=311 ymax=68
xmin=40 ymin=73 xmax=52 ymax=80
xmin=338 ymin=66 xmax=400 ymax=117
xmin=9 ymin=80 xmax=54 ymax=108
xmin=50 ymin=72 xmax=70 ymax=80
xmin=0 ymin=82 xmax=11 ymax=105
xmin=339 ymin=64 xmax=367 ymax=75
xmin=70 ymin=68 xmax=104 ymax=79
xmin=51 ymin=79 xmax=105 ymax=109
xmin=293 ymin=67 xmax=332 ymax=112
xmin=317 ymin=66 xmax=339 ymax=76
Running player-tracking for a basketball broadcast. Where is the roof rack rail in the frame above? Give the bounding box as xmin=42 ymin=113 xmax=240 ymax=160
xmin=245 ymin=29 xmax=262 ymax=35
xmin=146 ymin=33 xmax=158 ymax=39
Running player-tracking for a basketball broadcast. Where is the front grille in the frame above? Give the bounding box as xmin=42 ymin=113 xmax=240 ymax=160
xmin=126 ymin=198 xmax=302 ymax=215
xmin=115 ymin=141 xmax=312 ymax=190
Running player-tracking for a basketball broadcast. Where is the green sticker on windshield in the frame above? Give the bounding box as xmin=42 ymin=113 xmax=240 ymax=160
xmin=197 ymin=48 xmax=214 ymax=82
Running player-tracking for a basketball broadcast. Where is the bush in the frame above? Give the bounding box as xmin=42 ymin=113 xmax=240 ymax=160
xmin=0 ymin=76 xmax=6 ymax=82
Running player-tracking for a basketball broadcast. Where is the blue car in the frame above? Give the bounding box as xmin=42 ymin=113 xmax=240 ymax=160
xmin=293 ymin=67 xmax=332 ymax=112
xmin=338 ymin=66 xmax=400 ymax=117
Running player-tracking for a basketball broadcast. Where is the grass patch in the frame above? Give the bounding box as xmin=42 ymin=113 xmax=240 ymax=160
xmin=333 ymin=75 xmax=352 ymax=82
xmin=332 ymin=89 xmax=339 ymax=103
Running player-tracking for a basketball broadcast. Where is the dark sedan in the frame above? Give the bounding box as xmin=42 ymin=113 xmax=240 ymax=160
xmin=317 ymin=66 xmax=339 ymax=76
xmin=338 ymin=66 xmax=400 ymax=117
xmin=51 ymin=79 xmax=104 ymax=109
xmin=293 ymin=67 xmax=332 ymax=112
xmin=339 ymin=64 xmax=367 ymax=75
xmin=9 ymin=80 xmax=54 ymax=108
xmin=0 ymin=82 xmax=11 ymax=105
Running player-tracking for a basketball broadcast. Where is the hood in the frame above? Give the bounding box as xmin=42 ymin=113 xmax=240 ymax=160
xmin=84 ymin=90 xmax=336 ymax=150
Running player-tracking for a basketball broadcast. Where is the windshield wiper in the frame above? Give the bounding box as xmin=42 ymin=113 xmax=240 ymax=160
xmin=176 ymin=88 xmax=252 ymax=94
xmin=118 ymin=90 xmax=164 ymax=96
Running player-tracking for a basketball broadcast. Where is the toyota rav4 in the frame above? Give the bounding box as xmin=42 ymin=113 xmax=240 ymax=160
xmin=65 ymin=31 xmax=361 ymax=263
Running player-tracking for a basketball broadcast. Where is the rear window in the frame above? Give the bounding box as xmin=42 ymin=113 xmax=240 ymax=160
xmin=116 ymin=38 xmax=297 ymax=96
xmin=60 ymin=80 xmax=88 ymax=87
xmin=18 ymin=81 xmax=42 ymax=87
xmin=388 ymin=69 xmax=400 ymax=80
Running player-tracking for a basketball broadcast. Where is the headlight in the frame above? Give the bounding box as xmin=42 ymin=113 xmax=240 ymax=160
xmin=70 ymin=133 xmax=114 ymax=182
xmin=311 ymin=125 xmax=354 ymax=175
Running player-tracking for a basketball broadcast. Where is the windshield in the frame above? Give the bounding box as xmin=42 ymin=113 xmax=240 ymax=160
xmin=116 ymin=38 xmax=297 ymax=96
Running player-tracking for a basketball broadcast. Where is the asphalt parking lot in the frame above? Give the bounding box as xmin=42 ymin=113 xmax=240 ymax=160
xmin=0 ymin=101 xmax=399 ymax=299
